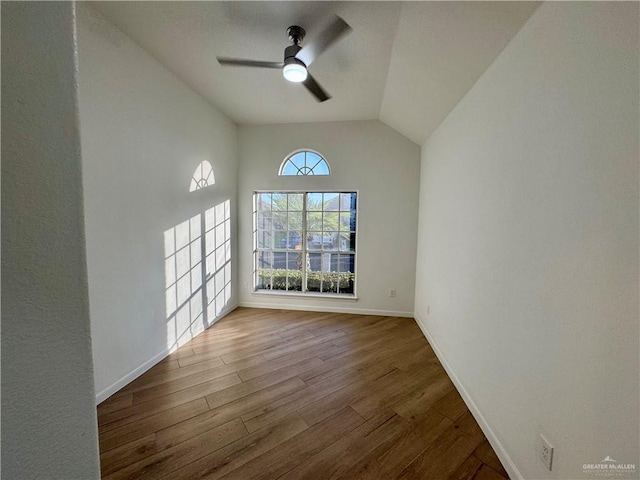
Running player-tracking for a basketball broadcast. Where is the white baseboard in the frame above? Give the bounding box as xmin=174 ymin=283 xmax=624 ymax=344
xmin=95 ymin=303 xmax=238 ymax=404
xmin=238 ymin=301 xmax=414 ymax=318
xmin=95 ymin=348 xmax=168 ymax=404
xmin=413 ymin=312 xmax=523 ymax=480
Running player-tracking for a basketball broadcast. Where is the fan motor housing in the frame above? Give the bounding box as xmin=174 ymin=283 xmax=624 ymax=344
xmin=284 ymin=44 xmax=302 ymax=62
xmin=287 ymin=25 xmax=305 ymax=44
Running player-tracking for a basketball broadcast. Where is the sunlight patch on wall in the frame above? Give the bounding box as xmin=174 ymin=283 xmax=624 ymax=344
xmin=204 ymin=200 xmax=232 ymax=321
xmin=164 ymin=199 xmax=231 ymax=352
xmin=189 ymin=160 xmax=215 ymax=192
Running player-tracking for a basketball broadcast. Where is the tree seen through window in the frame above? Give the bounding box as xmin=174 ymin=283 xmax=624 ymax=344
xmin=254 ymin=191 xmax=356 ymax=295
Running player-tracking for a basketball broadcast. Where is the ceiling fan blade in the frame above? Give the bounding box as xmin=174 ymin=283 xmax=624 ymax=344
xmin=217 ymin=57 xmax=284 ymax=69
xmin=303 ymin=74 xmax=331 ymax=102
xmin=296 ymin=16 xmax=352 ymax=67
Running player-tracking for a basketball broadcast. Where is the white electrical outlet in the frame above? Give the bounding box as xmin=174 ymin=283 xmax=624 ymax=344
xmin=539 ymin=434 xmax=554 ymax=471
xmin=389 ymin=289 xmax=396 ymax=298
xmin=427 ymin=305 xmax=431 ymax=315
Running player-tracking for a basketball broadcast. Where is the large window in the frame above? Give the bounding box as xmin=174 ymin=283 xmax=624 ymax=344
xmin=254 ymin=191 xmax=357 ymax=295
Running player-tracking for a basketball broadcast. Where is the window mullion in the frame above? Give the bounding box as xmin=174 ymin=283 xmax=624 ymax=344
xmin=302 ymin=192 xmax=307 ymax=293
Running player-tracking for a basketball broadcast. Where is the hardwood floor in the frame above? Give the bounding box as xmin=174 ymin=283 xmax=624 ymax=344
xmin=97 ymin=308 xmax=509 ymax=480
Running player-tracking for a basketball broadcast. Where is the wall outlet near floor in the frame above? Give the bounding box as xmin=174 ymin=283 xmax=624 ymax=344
xmin=427 ymin=305 xmax=430 ymax=315
xmin=538 ymin=434 xmax=554 ymax=471
xmin=242 ymin=281 xmax=249 ymax=290
xmin=388 ymin=289 xmax=396 ymax=297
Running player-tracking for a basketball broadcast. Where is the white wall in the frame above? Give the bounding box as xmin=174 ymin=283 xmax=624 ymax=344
xmin=77 ymin=5 xmax=238 ymax=402
xmin=1 ymin=2 xmax=100 ymax=478
xmin=414 ymin=3 xmax=639 ymax=480
xmin=238 ymin=120 xmax=420 ymax=316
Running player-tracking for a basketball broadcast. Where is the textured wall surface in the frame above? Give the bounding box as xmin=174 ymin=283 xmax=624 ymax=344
xmin=77 ymin=5 xmax=238 ymax=402
xmin=414 ymin=3 xmax=639 ymax=479
xmin=1 ymin=2 xmax=100 ymax=478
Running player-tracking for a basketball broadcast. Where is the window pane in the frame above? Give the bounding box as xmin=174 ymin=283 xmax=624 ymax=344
xmin=271 ymin=269 xmax=287 ymax=290
xmin=278 ymin=272 xmax=288 ymax=290
xmin=273 ymin=231 xmax=287 ymax=249
xmin=314 ymin=160 xmax=329 ymax=175
xmin=339 ymin=232 xmax=355 ymax=252
xmin=320 ymin=233 xmax=336 ymax=251
xmin=257 ymin=211 xmax=272 ymax=230
xmin=257 ymin=230 xmax=273 ymax=249
xmin=320 ymin=252 xmax=332 ymax=272
xmin=282 ymin=162 xmax=298 ymax=176
xmin=307 ymin=212 xmax=322 ymax=231
xmin=305 ymin=151 xmax=320 ymax=168
xmin=340 ymin=193 xmax=356 ymax=211
xmin=337 ymin=254 xmax=355 ymax=274
xmin=287 ymin=271 xmax=302 ymax=292
xmin=258 ymin=193 xmax=272 ymax=210
xmin=287 ymin=252 xmax=303 ymax=270
xmin=307 ymin=252 xmax=321 ymax=272
xmin=288 ymin=212 xmax=302 ymax=230
xmin=323 ymin=212 xmax=339 ymax=231
xmin=272 ymin=193 xmax=287 ymax=211
xmin=339 ymin=276 xmax=354 ymax=294
xmin=256 ymin=270 xmax=271 ymax=290
xmin=288 ymin=194 xmax=303 ymax=211
xmin=339 ymin=212 xmax=351 ymax=231
xmin=290 ymin=152 xmax=305 ymax=169
xmin=258 ymin=251 xmax=273 ymax=269
xmin=273 ymin=251 xmax=287 ymax=269
xmin=306 ymin=253 xmax=321 ymax=292
xmin=280 ymin=231 xmax=301 ymax=250
xmin=322 ymin=277 xmax=338 ymax=294
xmin=307 ymin=233 xmax=328 ymax=250
xmin=323 ymin=193 xmax=339 ymax=211
xmin=307 ymin=193 xmax=323 ymax=210
xmin=272 ymin=211 xmax=287 ymax=229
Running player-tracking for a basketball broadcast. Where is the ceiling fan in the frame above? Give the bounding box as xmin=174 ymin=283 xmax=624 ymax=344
xmin=217 ymin=16 xmax=352 ymax=102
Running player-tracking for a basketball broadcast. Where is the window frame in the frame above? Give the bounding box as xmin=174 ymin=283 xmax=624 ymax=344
xmin=278 ymin=149 xmax=331 ymax=176
xmin=253 ymin=190 xmax=358 ymax=298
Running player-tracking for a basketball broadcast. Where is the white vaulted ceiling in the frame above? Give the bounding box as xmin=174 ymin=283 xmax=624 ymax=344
xmin=89 ymin=1 xmax=540 ymax=145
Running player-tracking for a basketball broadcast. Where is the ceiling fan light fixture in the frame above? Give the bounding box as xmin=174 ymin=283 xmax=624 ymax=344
xmin=283 ymin=59 xmax=307 ymax=83
xmin=217 ymin=17 xmax=351 ymax=101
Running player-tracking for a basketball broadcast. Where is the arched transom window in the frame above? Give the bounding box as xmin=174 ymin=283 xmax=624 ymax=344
xmin=279 ymin=150 xmax=330 ymax=176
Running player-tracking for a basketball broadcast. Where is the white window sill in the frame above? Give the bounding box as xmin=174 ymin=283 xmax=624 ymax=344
xmin=251 ymin=290 xmax=358 ymax=301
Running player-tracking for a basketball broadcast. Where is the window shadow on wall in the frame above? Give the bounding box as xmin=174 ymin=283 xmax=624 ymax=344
xmin=164 ymin=199 xmax=231 ymax=352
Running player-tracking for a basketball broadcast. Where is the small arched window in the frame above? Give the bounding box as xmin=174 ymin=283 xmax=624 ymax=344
xmin=279 ymin=150 xmax=330 ymax=176
xmin=190 ymin=160 xmax=215 ymax=192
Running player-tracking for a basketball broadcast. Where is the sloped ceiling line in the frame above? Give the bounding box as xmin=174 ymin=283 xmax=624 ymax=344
xmin=89 ymin=1 xmax=540 ymax=146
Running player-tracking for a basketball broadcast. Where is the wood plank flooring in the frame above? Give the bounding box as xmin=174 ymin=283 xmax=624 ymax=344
xmin=97 ymin=307 xmax=509 ymax=480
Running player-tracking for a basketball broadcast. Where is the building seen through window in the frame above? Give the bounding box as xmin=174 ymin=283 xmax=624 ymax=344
xmin=253 ymin=191 xmax=357 ymax=295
